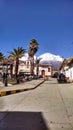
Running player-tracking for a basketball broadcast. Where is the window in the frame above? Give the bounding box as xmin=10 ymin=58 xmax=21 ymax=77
xmin=27 ymin=61 xmax=29 ymax=68
xmin=48 ymin=67 xmax=50 ymax=72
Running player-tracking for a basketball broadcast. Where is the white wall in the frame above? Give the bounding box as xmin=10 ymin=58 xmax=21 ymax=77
xmin=69 ymin=67 xmax=73 ymax=80
xmin=37 ymin=66 xmax=52 ymax=76
xmin=64 ymin=67 xmax=73 ymax=81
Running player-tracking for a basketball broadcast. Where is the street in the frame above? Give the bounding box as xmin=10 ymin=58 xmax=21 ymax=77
xmin=0 ymin=78 xmax=73 ymax=130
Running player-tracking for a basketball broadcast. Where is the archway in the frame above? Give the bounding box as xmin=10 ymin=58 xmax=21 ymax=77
xmin=41 ymin=70 xmax=45 ymax=77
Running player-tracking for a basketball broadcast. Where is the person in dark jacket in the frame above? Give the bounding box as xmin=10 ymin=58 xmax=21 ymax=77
xmin=2 ymin=73 xmax=6 ymax=84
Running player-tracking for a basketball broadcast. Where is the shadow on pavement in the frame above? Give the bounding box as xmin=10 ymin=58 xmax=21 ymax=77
xmin=0 ymin=111 xmax=50 ymax=130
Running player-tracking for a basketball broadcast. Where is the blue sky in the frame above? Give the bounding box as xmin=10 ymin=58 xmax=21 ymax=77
xmin=0 ymin=0 xmax=73 ymax=58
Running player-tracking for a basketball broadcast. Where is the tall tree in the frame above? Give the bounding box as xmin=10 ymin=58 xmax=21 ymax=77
xmin=0 ymin=52 xmax=5 ymax=73
xmin=0 ymin=52 xmax=4 ymax=62
xmin=8 ymin=47 xmax=25 ymax=78
xmin=28 ymin=39 xmax=39 ymax=75
xmin=0 ymin=53 xmax=8 ymax=86
xmin=7 ymin=56 xmax=14 ymax=78
xmin=35 ymin=58 xmax=41 ymax=77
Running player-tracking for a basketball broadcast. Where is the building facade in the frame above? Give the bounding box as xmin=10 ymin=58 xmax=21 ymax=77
xmin=60 ymin=57 xmax=73 ymax=82
xmin=18 ymin=59 xmax=53 ymax=77
xmin=0 ymin=56 xmax=53 ymax=77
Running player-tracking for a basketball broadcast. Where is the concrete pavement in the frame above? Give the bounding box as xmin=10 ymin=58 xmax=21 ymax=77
xmin=0 ymin=79 xmax=45 ymax=97
xmin=0 ymin=78 xmax=73 ymax=129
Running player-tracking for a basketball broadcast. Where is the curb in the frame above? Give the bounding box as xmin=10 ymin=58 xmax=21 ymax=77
xmin=0 ymin=80 xmax=45 ymax=97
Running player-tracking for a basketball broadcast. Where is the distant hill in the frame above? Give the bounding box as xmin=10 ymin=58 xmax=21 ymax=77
xmin=38 ymin=53 xmax=64 ymax=70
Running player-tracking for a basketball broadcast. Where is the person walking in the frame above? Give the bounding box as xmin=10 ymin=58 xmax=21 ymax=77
xmin=2 ymin=73 xmax=6 ymax=84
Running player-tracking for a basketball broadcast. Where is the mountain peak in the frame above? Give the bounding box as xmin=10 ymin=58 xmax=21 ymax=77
xmin=38 ymin=52 xmax=63 ymax=62
xmin=38 ymin=53 xmax=64 ymax=70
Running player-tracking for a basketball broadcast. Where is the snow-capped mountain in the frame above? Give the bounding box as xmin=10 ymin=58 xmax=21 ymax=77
xmin=38 ymin=53 xmax=64 ymax=70
xmin=38 ymin=53 xmax=63 ymax=62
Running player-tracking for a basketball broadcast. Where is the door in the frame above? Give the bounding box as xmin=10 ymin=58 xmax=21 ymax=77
xmin=41 ymin=70 xmax=45 ymax=76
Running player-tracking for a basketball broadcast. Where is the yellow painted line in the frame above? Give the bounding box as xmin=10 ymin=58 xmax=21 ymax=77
xmin=0 ymin=80 xmax=45 ymax=97
xmin=19 ymin=89 xmax=24 ymax=92
xmin=1 ymin=91 xmax=6 ymax=96
xmin=0 ymin=92 xmax=1 ymax=96
xmin=27 ymin=88 xmax=33 ymax=90
xmin=11 ymin=90 xmax=16 ymax=94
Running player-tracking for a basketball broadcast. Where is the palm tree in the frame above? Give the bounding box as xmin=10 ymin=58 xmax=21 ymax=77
xmin=0 ymin=52 xmax=5 ymax=73
xmin=7 ymin=56 xmax=14 ymax=78
xmin=0 ymin=53 xmax=8 ymax=86
xmin=35 ymin=58 xmax=41 ymax=77
xmin=0 ymin=52 xmax=4 ymax=63
xmin=28 ymin=39 xmax=39 ymax=75
xmin=8 ymin=47 xmax=26 ymax=79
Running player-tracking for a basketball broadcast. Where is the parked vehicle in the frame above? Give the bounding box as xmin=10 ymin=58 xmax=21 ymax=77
xmin=57 ymin=73 xmax=67 ymax=83
xmin=52 ymin=72 xmax=59 ymax=78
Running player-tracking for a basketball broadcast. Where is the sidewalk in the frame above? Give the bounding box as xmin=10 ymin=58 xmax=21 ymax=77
xmin=0 ymin=79 xmax=45 ymax=97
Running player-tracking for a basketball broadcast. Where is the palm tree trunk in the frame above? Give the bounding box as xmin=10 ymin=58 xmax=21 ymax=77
xmin=30 ymin=56 xmax=34 ymax=75
xmin=15 ymin=58 xmax=19 ymax=79
xmin=10 ymin=64 xmax=13 ymax=78
xmin=36 ymin=65 xmax=39 ymax=77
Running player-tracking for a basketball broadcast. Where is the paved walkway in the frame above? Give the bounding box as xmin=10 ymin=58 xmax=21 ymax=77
xmin=0 ymin=78 xmax=73 ymax=130
xmin=0 ymin=79 xmax=45 ymax=97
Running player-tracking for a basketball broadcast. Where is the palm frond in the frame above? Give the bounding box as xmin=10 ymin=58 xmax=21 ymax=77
xmin=28 ymin=39 xmax=39 ymax=57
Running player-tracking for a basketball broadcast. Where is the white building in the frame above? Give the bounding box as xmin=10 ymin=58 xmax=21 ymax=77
xmin=60 ymin=57 xmax=73 ymax=82
xmin=18 ymin=60 xmax=53 ymax=77
xmin=0 ymin=54 xmax=53 ymax=77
